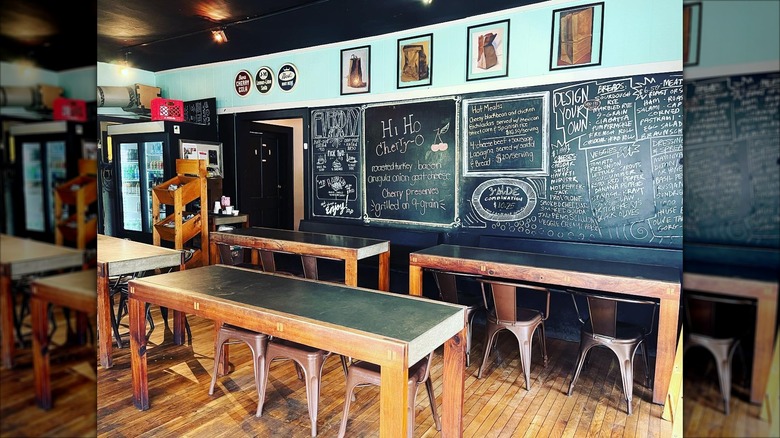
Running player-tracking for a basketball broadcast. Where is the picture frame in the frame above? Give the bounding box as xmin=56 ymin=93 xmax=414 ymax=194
xmin=340 ymin=45 xmax=370 ymax=95
xmin=397 ymin=33 xmax=433 ymax=89
xmin=683 ymin=2 xmax=702 ymax=66
xmin=550 ymin=2 xmax=604 ymax=71
xmin=466 ymin=19 xmax=510 ymax=81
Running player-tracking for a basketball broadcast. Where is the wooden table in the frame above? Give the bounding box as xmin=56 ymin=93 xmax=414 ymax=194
xmin=0 ymin=234 xmax=84 ymax=369
xmin=127 ymin=264 xmax=466 ymax=437
xmin=96 ymin=234 xmax=184 ymax=369
xmin=683 ymin=263 xmax=778 ymax=404
xmin=208 ymin=213 xmax=250 ymax=232
xmin=30 ymin=268 xmax=96 ymax=409
xmin=209 ymin=226 xmax=391 ymax=290
xmin=408 ymin=244 xmax=681 ymax=405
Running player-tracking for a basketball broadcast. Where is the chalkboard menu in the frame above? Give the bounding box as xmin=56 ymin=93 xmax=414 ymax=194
xmin=460 ymin=73 xmax=684 ymax=247
xmin=684 ymin=72 xmax=780 ymax=248
xmin=183 ymin=97 xmax=216 ymax=126
xmin=363 ymin=97 xmax=458 ymax=227
xmin=310 ymin=106 xmax=362 ymax=219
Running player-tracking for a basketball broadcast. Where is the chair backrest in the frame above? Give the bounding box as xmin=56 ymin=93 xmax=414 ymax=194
xmin=570 ymin=289 xmax=659 ymax=338
xmin=216 ymin=243 xmax=235 ymax=264
xmin=478 ymin=279 xmax=551 ymax=322
xmin=684 ymin=293 xmax=755 ymax=338
xmin=431 ymin=270 xmax=482 ymax=305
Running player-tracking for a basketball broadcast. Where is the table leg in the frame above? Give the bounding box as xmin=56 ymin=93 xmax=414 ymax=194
xmin=97 ymin=270 xmax=112 ymax=369
xmin=1 ymin=272 xmax=14 ymax=369
xmin=31 ymin=297 xmax=51 ymax=410
xmin=653 ymin=294 xmax=680 ymax=405
xmin=130 ymin=296 xmax=149 ymax=410
xmin=751 ymin=292 xmax=778 ymax=404
xmin=209 ymin=241 xmax=219 ymax=265
xmin=378 ymin=252 xmax=390 ymax=292
xmin=172 ymin=310 xmax=186 ymax=345
xmin=345 ymin=258 xmax=358 ymax=287
xmin=379 ymin=360 xmax=408 ymax=438
xmin=442 ymin=325 xmax=466 ymax=437
xmin=408 ymin=265 xmax=423 ymax=296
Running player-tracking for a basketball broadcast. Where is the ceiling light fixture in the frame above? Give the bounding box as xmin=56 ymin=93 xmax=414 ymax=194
xmin=120 ymin=51 xmax=131 ymax=76
xmin=212 ymin=29 xmax=228 ymax=44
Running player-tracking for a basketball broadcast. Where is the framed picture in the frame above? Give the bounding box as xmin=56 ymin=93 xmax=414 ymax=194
xmin=340 ymin=46 xmax=370 ymax=95
xmin=397 ymin=33 xmax=433 ymax=89
xmin=466 ymin=19 xmax=510 ymax=81
xmin=683 ymin=2 xmax=702 ymax=66
xmin=550 ymin=2 xmax=604 ymax=70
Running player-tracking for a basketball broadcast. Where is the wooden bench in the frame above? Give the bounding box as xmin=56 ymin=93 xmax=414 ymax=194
xmin=298 ymin=220 xmax=442 ymax=294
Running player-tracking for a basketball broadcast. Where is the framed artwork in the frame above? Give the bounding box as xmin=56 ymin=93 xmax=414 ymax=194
xmin=466 ymin=19 xmax=510 ymax=81
xmin=683 ymin=2 xmax=702 ymax=66
xmin=550 ymin=2 xmax=604 ymax=70
xmin=340 ymin=46 xmax=370 ymax=95
xmin=397 ymin=33 xmax=433 ymax=89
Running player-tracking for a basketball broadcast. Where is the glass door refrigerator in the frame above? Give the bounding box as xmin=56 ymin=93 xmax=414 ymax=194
xmin=106 ymin=120 xmax=217 ymax=243
xmin=10 ymin=121 xmax=92 ymax=242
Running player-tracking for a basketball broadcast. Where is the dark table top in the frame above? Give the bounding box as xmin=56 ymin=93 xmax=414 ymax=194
xmin=211 ymin=226 xmax=389 ymax=251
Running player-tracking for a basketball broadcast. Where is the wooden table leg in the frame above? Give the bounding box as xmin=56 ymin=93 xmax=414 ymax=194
xmin=442 ymin=325 xmax=466 ymax=437
xmin=172 ymin=310 xmax=186 ymax=345
xmin=408 ymin=265 xmax=423 ymax=297
xmin=345 ymin=258 xmax=358 ymax=287
xmin=1 ymin=272 xmax=15 ymax=369
xmin=129 ymin=296 xmax=149 ymax=410
xmin=379 ymin=359 xmax=408 ymax=437
xmin=653 ymin=293 xmax=680 ymax=405
xmin=378 ymin=252 xmax=390 ymax=292
xmin=96 ymin=268 xmax=112 ymax=369
xmin=751 ymin=291 xmax=778 ymax=403
xmin=31 ymin=296 xmax=51 ymax=409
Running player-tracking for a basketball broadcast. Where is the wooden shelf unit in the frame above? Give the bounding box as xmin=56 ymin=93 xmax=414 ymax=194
xmin=54 ymin=159 xmax=98 ymax=249
xmin=152 ymin=159 xmax=208 ymax=267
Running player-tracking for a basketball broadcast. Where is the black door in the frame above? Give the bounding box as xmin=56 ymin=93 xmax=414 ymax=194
xmin=236 ymin=122 xmax=293 ymax=229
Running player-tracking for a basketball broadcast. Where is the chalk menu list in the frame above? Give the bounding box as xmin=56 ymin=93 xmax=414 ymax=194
xmin=460 ymin=73 xmax=684 ymax=247
xmin=684 ymin=72 xmax=780 ymax=247
xmin=363 ymin=97 xmax=457 ymax=227
xmin=183 ymin=97 xmax=215 ymax=126
xmin=310 ymin=106 xmax=362 ymax=219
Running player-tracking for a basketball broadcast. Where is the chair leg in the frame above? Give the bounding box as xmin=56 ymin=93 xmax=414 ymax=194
xmin=425 ymin=377 xmax=441 ymax=431
xmin=250 ymin=337 xmax=268 ymax=417
xmin=302 ymin=354 xmax=323 ymax=437
xmin=617 ymin=348 xmax=635 ymax=415
xmin=209 ymin=332 xmax=228 ymax=396
xmin=640 ymin=341 xmax=651 ymax=387
xmin=568 ymin=342 xmax=593 ymax=396
xmin=517 ymin=330 xmax=533 ymax=390
xmin=537 ymin=322 xmax=548 ymax=366
xmin=338 ymin=373 xmax=359 ymax=438
xmin=478 ymin=324 xmax=500 ymax=378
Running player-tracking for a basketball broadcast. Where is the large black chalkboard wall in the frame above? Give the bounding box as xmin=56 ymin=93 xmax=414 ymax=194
xmin=683 ymin=72 xmax=780 ymax=248
xmin=310 ymin=106 xmax=362 ymax=219
xmin=307 ymin=71 xmax=684 ymax=249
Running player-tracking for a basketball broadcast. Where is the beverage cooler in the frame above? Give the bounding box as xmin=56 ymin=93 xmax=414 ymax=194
xmin=106 ymin=120 xmax=217 ymax=243
xmin=9 ymin=121 xmax=94 ymax=242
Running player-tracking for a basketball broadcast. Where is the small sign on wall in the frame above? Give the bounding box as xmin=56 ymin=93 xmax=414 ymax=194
xmin=234 ymin=70 xmax=252 ymax=97
xmin=255 ymin=67 xmax=274 ymax=93
xmin=278 ymin=63 xmax=298 ymax=92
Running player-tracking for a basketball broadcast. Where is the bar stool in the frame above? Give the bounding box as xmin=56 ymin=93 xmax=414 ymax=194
xmin=209 ymin=323 xmax=269 ymax=416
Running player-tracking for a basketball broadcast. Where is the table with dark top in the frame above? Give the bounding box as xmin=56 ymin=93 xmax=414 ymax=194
xmin=1 ymin=234 xmax=84 ymax=369
xmin=127 ymin=264 xmax=466 ymax=437
xmin=30 ymin=268 xmax=96 ymax=409
xmin=96 ymin=234 xmax=184 ymax=369
xmin=210 ymin=226 xmax=391 ymax=290
xmin=408 ymin=244 xmax=682 ymax=405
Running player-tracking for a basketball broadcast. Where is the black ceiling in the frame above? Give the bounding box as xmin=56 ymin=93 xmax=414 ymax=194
xmin=2 ymin=0 xmax=545 ymax=73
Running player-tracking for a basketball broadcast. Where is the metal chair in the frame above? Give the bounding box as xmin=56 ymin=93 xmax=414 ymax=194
xmin=337 ymin=351 xmax=440 ymax=438
xmin=683 ymin=292 xmax=752 ymax=415
xmin=477 ymin=279 xmax=551 ymax=390
xmin=431 ymin=269 xmax=484 ymax=367
xmin=567 ymin=290 xmax=658 ymax=415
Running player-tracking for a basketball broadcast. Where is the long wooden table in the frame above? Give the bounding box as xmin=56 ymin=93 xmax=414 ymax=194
xmin=683 ymin=263 xmax=778 ymax=404
xmin=209 ymin=226 xmax=391 ymax=290
xmin=30 ymin=268 xmax=96 ymax=409
xmin=408 ymin=244 xmax=681 ymax=406
xmin=127 ymin=264 xmax=466 ymax=437
xmin=1 ymin=234 xmax=84 ymax=369
xmin=96 ymin=234 xmax=184 ymax=369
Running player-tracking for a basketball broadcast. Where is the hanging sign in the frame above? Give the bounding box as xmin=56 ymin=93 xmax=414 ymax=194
xmin=255 ymin=66 xmax=274 ymax=93
xmin=234 ymin=70 xmax=252 ymax=97
xmin=278 ymin=63 xmax=298 ymax=92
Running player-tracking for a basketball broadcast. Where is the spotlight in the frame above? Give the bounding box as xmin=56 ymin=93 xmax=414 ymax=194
xmin=212 ymin=29 xmax=228 ymax=44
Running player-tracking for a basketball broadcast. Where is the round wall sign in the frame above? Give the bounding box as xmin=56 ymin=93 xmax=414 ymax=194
xmin=278 ymin=63 xmax=298 ymax=92
xmin=255 ymin=67 xmax=274 ymax=93
xmin=234 ymin=70 xmax=252 ymax=97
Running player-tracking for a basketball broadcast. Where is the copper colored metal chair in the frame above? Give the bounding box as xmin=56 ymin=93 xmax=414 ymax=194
xmin=683 ymin=292 xmax=752 ymax=415
xmin=209 ymin=323 xmax=269 ymax=417
xmin=567 ymin=290 xmax=658 ymax=415
xmin=337 ymin=351 xmax=440 ymax=438
xmin=431 ymin=269 xmax=484 ymax=367
xmin=477 ymin=279 xmax=551 ymax=390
